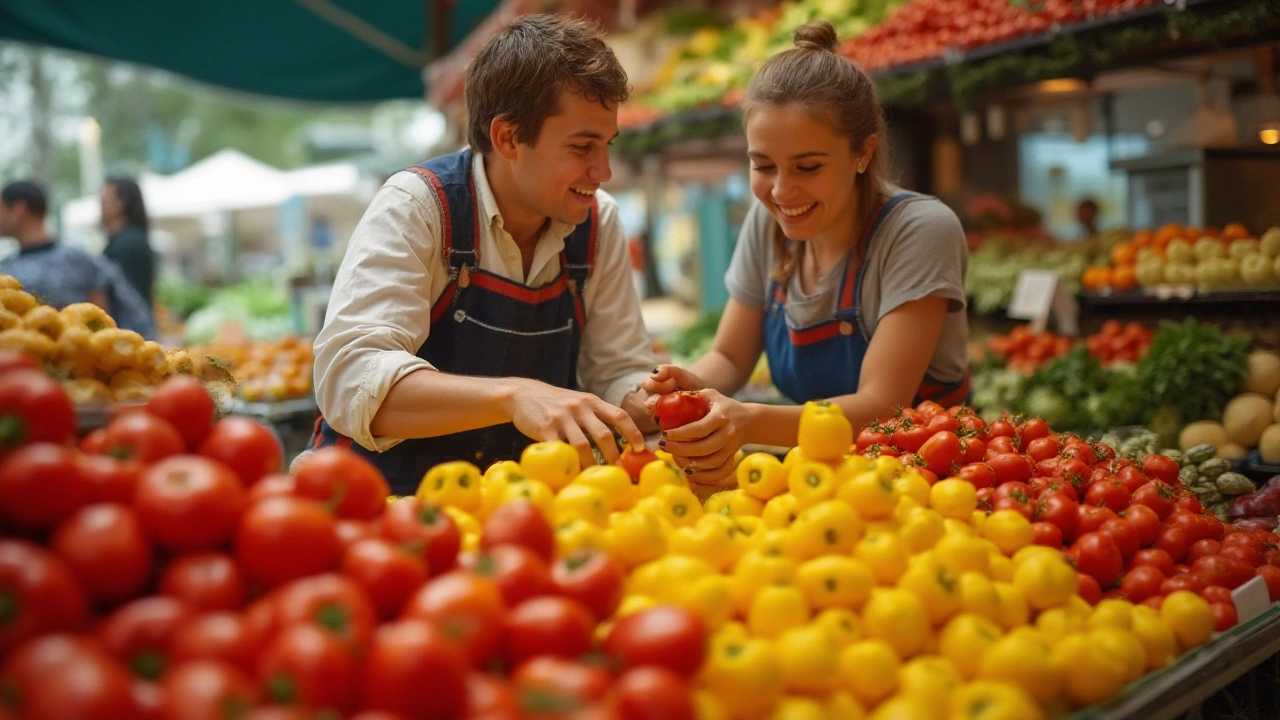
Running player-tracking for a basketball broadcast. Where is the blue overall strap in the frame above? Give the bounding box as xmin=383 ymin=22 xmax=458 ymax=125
xmin=405 ymin=148 xmax=481 ymax=273
xmin=561 ymin=199 xmax=599 ymax=330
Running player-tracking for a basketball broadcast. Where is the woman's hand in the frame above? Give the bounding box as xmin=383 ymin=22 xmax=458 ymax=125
xmin=642 ymin=364 xmax=705 ymax=400
xmin=658 ymin=389 xmax=751 ymax=487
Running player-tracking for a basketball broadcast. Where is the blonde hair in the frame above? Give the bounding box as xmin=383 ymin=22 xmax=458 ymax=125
xmin=743 ymin=20 xmax=889 ymax=282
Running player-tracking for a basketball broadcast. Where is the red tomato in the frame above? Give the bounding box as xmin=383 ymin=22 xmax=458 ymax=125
xmin=1131 ymin=481 xmax=1177 ymax=520
xmin=131 ymin=678 xmax=163 ymax=720
xmin=1061 ymin=443 xmax=1098 ymax=468
xmin=1076 ymin=505 xmax=1118 ymax=537
xmin=1192 ymin=555 xmax=1253 ymax=590
xmin=955 ymin=462 xmax=997 ymax=489
xmin=461 ymin=544 xmax=554 ymax=608
xmin=144 ymin=376 xmax=216 ymax=451
xmin=653 ymin=392 xmax=710 ymax=431
xmin=1156 ymin=526 xmax=1193 ymax=563
xmin=159 ymin=660 xmax=260 ymax=720
xmin=274 ymin=574 xmax=378 ymax=652
xmin=1160 ymin=574 xmax=1205 ymax=596
xmin=235 ymin=496 xmax=341 ymax=588
xmin=1074 ymin=532 xmax=1124 ymax=587
xmin=1035 ymin=457 xmax=1061 ymax=478
xmin=479 ymin=500 xmax=555 ymax=563
xmin=619 ymin=447 xmax=659 ymax=480
xmin=993 ymin=495 xmax=1033 ymax=520
xmin=1099 ymin=517 xmax=1140 ymax=560
xmin=891 ymin=423 xmax=932 ymax=454
xmin=99 ymin=596 xmax=196 ymax=680
xmin=135 ymin=456 xmax=246 ymax=553
xmin=0 ymin=369 xmax=76 ymax=453
xmin=361 ymin=619 xmax=469 ymax=720
xmin=0 ymin=443 xmax=89 ymax=531
xmin=78 ymin=454 xmax=144 ymax=505
xmin=855 ymin=427 xmax=891 ymax=453
xmin=988 ymin=419 xmax=1017 ymax=439
xmin=1255 ymin=565 xmax=1280 ymax=601
xmin=1025 ymin=437 xmax=1059 ymax=462
xmin=159 ymin=552 xmax=247 ymax=612
xmin=0 ymin=349 xmax=37 ymax=374
xmin=1121 ymin=505 xmax=1161 ymax=547
xmin=101 ymin=413 xmax=185 ymax=464
xmin=1220 ymin=543 xmax=1264 ymax=568
xmin=198 ymin=417 xmax=283 ymax=488
xmin=342 ymin=538 xmax=428 ymax=619
xmin=917 ymin=431 xmax=962 ymax=477
xmin=335 ymin=519 xmax=377 ymax=553
xmin=1056 ymin=458 xmax=1091 ymax=488
xmin=170 ymin=612 xmax=261 ymax=676
xmin=551 ymin=550 xmax=625 ymax=621
xmin=1032 ymin=521 xmax=1064 ymax=548
xmin=1176 ymin=495 xmax=1205 ymax=515
xmin=259 ymin=624 xmax=356 ymax=714
xmin=1222 ymin=532 xmax=1266 ymax=552
xmin=293 ymin=448 xmax=390 ymax=520
xmin=1020 ymin=417 xmax=1050 ymax=442
xmin=248 ymin=474 xmax=297 ymax=504
xmin=1129 ymin=548 xmax=1175 ymax=578
xmin=1076 ymin=573 xmax=1102 ymax=605
xmin=611 ymin=666 xmax=695 ymax=720
xmin=2 ymin=635 xmax=136 ymax=720
xmin=512 ymin=656 xmax=612 ymax=705
xmin=402 ymin=570 xmax=506 ymax=665
xmin=986 ymin=436 xmax=1019 ymax=459
xmin=1203 ymin=517 xmax=1227 ymax=541
xmin=381 ymin=497 xmax=463 ymax=575
xmin=0 ymin=540 xmax=91 ymax=653
xmin=959 ymin=437 xmax=985 ymax=465
xmin=502 ymin=596 xmax=595 ymax=666
xmin=602 ymin=605 xmax=707 ymax=678
xmin=80 ymin=428 xmax=108 ymax=454
xmin=1033 ymin=495 xmax=1079 ymax=541
xmin=51 ymin=503 xmax=153 ymax=605
xmin=1141 ymin=454 xmax=1180 ymax=485
xmin=989 ymin=453 xmax=1033 ymax=485
xmin=1085 ymin=481 xmax=1130 ymax=513
xmin=1211 ymin=601 xmax=1239 ymax=631
xmin=463 ymin=671 xmax=520 ymax=720
xmin=1201 ymin=585 xmax=1233 ymax=605
xmin=1120 ymin=565 xmax=1166 ymax=603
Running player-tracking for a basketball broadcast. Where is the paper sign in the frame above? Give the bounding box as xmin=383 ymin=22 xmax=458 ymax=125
xmin=1008 ymin=270 xmax=1080 ymax=336
xmin=1232 ymin=575 xmax=1271 ymax=624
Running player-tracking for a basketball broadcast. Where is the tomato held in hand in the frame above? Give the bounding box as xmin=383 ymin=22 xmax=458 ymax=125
xmin=551 ymin=550 xmax=625 ymax=621
xmin=654 ymin=391 xmax=710 ymax=431
xmin=144 ymin=376 xmax=217 ymax=450
xmin=602 ymin=604 xmax=707 ymax=678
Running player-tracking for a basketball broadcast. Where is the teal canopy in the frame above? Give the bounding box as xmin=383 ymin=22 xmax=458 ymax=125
xmin=0 ymin=0 xmax=504 ymax=102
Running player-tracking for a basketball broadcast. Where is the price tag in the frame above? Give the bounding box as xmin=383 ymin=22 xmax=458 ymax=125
xmin=1232 ymin=575 xmax=1271 ymax=624
xmin=1008 ymin=270 xmax=1079 ymax=335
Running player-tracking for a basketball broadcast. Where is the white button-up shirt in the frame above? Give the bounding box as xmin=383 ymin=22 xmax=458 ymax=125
xmin=314 ymin=153 xmax=657 ymax=452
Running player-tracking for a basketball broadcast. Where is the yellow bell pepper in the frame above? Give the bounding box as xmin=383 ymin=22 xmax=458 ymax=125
xmin=705 ymin=488 xmax=766 ymax=518
xmin=520 ymin=440 xmax=580 ymax=491
xmin=797 ymin=401 xmax=853 ymax=462
xmin=748 ymin=584 xmax=811 ymax=639
xmin=760 ymin=494 xmax=801 ymax=530
xmin=700 ymin=633 xmax=784 ymax=720
xmin=669 ymin=513 xmax=752 ymax=571
xmin=812 ymin=607 xmax=863 ymax=648
xmin=635 ymin=484 xmax=703 ymax=528
xmin=838 ymin=470 xmax=896 ymax=520
xmin=553 ymin=483 xmax=611 ymax=527
xmin=730 ymin=549 xmax=797 ymax=617
xmin=638 ymin=458 xmax=687 ymax=497
xmin=775 ymin=623 xmax=841 ymax=693
xmin=627 ymin=555 xmax=716 ymax=600
xmin=553 ymin=517 xmax=607 ymax=557
xmin=784 ymin=499 xmax=864 ymax=560
xmin=573 ymin=464 xmax=636 ymax=511
xmin=416 ymin=460 xmax=483 ymax=513
xmin=603 ymin=509 xmax=669 ymax=569
xmin=834 ymin=453 xmax=873 ymax=483
xmin=499 ymin=478 xmax=555 ymax=519
xmin=787 ymin=462 xmax=838 ymax=509
xmin=673 ymin=573 xmax=734 ymax=631
xmin=736 ymin=452 xmax=787 ymax=501
xmin=796 ymin=555 xmax=874 ymax=611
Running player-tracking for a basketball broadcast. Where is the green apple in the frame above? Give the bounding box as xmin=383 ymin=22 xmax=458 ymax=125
xmin=1164 ymin=262 xmax=1197 ymax=285
xmin=1241 ymin=253 xmax=1276 ymax=288
xmin=1165 ymin=238 xmax=1195 ymax=265
xmin=1136 ymin=257 xmax=1165 ymax=286
xmin=1194 ymin=237 xmax=1226 ymax=261
xmin=1261 ymin=227 xmax=1280 ymax=258
xmin=1228 ymin=239 xmax=1259 ymax=261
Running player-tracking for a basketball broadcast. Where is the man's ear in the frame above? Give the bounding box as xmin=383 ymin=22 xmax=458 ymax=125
xmin=490 ymin=115 xmax=521 ymax=161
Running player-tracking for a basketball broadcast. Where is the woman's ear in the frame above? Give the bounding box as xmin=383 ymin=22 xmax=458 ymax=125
xmin=856 ymin=134 xmax=879 ymax=174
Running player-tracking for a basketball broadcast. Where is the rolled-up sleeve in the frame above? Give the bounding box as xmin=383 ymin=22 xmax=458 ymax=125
xmin=576 ymin=197 xmax=658 ymax=407
xmin=313 ymin=174 xmax=443 ymax=452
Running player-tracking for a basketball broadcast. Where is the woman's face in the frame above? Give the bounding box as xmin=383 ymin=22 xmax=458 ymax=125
xmin=745 ymin=104 xmax=869 ymax=244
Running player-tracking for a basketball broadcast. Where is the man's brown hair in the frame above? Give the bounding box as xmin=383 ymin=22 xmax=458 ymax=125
xmin=465 ymin=14 xmax=630 ymax=154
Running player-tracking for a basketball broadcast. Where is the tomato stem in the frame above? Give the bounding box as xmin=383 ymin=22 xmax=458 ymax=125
xmin=131 ymin=650 xmax=166 ymax=680
xmin=316 ymin=603 xmax=350 ymax=635
xmin=267 ymin=674 xmax=297 ymax=704
xmin=0 ymin=590 xmax=16 ymax=628
xmin=0 ymin=414 xmax=25 ymax=449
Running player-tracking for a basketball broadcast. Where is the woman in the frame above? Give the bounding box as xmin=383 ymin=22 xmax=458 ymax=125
xmin=646 ymin=21 xmax=970 ymax=487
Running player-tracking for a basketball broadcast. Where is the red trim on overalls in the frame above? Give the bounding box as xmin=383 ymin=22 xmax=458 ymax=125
xmin=431 ymin=283 xmax=459 ymax=324
xmin=312 ymin=415 xmax=325 ymax=449
xmin=406 ymin=166 xmax=455 ymax=265
xmin=789 ymin=323 xmax=841 ymax=346
xmin=470 ymin=272 xmax=569 ymax=304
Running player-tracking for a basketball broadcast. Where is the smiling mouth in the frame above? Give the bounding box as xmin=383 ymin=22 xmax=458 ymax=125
xmin=570 ymin=186 xmax=596 ymax=198
xmin=777 ymin=202 xmax=815 ymax=217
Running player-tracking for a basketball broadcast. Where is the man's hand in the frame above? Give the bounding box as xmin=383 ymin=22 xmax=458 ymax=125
xmin=507 ymin=379 xmax=645 ymax=470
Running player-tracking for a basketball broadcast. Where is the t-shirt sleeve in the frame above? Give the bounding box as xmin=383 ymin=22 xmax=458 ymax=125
xmin=875 ymin=198 xmax=968 ymax=319
xmin=724 ymin=200 xmax=774 ymax=311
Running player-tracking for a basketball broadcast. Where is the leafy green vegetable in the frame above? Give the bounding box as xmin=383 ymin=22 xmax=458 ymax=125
xmin=667 ymin=309 xmax=723 ymax=361
xmin=1017 ymin=346 xmax=1110 ymax=431
xmin=1132 ymin=318 xmax=1249 ymax=428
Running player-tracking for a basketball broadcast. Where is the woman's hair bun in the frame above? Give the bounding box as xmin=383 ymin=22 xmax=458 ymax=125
xmin=793 ymin=21 xmax=838 ymax=52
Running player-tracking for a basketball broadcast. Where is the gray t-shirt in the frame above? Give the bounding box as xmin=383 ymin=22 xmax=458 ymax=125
xmin=725 ymin=191 xmax=969 ymax=384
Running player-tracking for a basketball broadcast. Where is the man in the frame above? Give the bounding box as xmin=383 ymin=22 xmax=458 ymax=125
xmin=310 ymin=14 xmax=658 ymax=493
xmin=0 ymin=180 xmax=155 ymax=338
xmin=101 ymin=176 xmax=156 ymax=312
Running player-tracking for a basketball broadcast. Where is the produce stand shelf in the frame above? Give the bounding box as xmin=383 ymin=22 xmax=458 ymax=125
xmin=229 ymin=396 xmax=317 ymax=423
xmin=1068 ymin=604 xmax=1280 ymax=720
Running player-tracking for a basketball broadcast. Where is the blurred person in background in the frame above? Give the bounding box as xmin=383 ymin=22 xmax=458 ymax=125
xmin=1077 ymin=197 xmax=1100 ymax=239
xmin=0 ymin=180 xmax=156 ymax=338
xmin=101 ymin=176 xmax=156 ymax=313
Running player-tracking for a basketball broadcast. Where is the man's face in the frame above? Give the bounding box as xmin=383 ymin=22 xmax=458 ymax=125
xmin=509 ymin=89 xmax=617 ymax=227
xmin=0 ymin=201 xmax=14 ymax=237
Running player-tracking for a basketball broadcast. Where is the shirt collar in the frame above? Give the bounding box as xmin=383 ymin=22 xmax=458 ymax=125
xmin=470 ymin=152 xmax=576 ymax=242
xmin=18 ymin=239 xmax=57 ymax=255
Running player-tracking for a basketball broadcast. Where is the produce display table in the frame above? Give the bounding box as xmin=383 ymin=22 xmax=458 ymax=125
xmin=1071 ymin=605 xmax=1280 ymax=720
